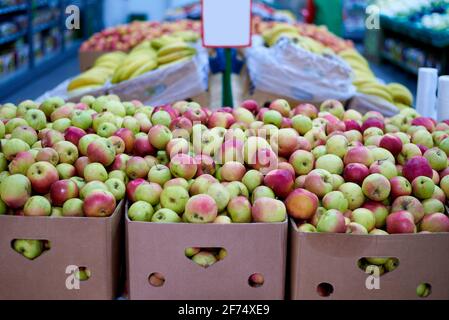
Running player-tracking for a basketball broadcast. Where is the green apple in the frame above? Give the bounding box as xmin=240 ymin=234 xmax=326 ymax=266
xmin=24 ymin=109 xmax=47 ymax=130
xmin=105 ymin=178 xmax=126 ymax=200
xmin=251 ymin=186 xmax=275 ymax=203
xmin=12 ymin=239 xmax=44 ymax=260
xmin=5 ymin=118 xmax=28 ymax=134
xmin=412 ymin=176 xmax=435 ymax=200
xmin=152 ymin=208 xmax=182 ymax=223
xmin=422 ymin=198 xmax=445 ymax=215
xmin=325 ymin=135 xmax=349 ymax=158
xmin=263 ymin=110 xmax=283 ymax=128
xmin=160 ymin=186 xmax=189 ymax=214
xmin=3 ymin=138 xmax=30 ymax=160
xmin=62 ymin=198 xmax=84 ymax=217
xmin=242 ymin=170 xmax=264 ymax=193
xmin=225 ymin=181 xmax=249 ymax=199
xmin=207 ymin=183 xmax=231 ymax=212
xmin=322 ymin=191 xmax=349 ymax=212
xmin=148 ymin=165 xmax=172 ymax=186
xmin=53 ymin=118 xmax=72 ymax=132
xmin=11 ymin=125 xmax=38 ymax=146
xmin=128 ymin=201 xmax=154 ymax=222
xmin=351 ymin=208 xmax=376 ymax=232
xmin=292 ymin=115 xmax=312 ymax=135
xmin=84 ymin=163 xmax=108 ymax=182
xmin=315 ymin=154 xmax=344 ymax=174
xmin=71 ymin=110 xmax=93 ymax=130
xmin=151 ymin=110 xmax=172 ymax=127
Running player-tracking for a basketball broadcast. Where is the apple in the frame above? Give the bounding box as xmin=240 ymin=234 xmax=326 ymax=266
xmin=12 ymin=239 xmax=44 ymax=260
xmin=83 ymin=190 xmax=116 ymax=217
xmin=114 ymin=128 xmax=135 ymax=153
xmin=293 ymin=103 xmax=318 ymax=118
xmin=391 ymin=196 xmax=424 ymax=223
xmin=111 ymin=154 xmax=130 ymax=171
xmin=50 ymin=179 xmax=79 ymax=206
xmin=128 ymin=201 xmax=154 ymax=222
xmin=122 ymin=116 xmax=140 ymax=134
xmin=62 ymin=198 xmax=84 ymax=217
xmin=87 ymin=138 xmax=116 ymax=166
xmin=390 ymin=176 xmax=412 ymax=198
xmin=214 ymin=215 xmax=232 ymax=224
xmin=126 ymin=156 xmax=150 ymax=180
xmin=344 ymin=146 xmax=374 ymax=166
xmin=251 ymin=186 xmax=275 ymax=203
xmin=412 ymin=176 xmax=435 ymax=200
xmin=264 ymin=169 xmax=294 ymax=198
xmin=5 ymin=118 xmax=28 ymax=134
xmin=292 ymin=115 xmax=313 ymax=135
xmin=339 ymin=182 xmax=365 ymax=210
xmin=317 ymin=209 xmax=346 ymax=233
xmin=64 ymin=126 xmax=87 ymax=146
xmin=276 ymin=128 xmax=300 ymax=157
xmin=346 ymin=222 xmax=368 ymax=234
xmin=241 ymin=100 xmax=260 ymax=113
xmin=160 ymin=186 xmax=190 ymax=214
xmin=252 ymin=198 xmax=287 ymax=223
xmin=242 ymin=170 xmax=264 ymax=193
xmin=71 ymin=110 xmax=93 ymax=130
xmin=148 ymin=165 xmax=172 ymax=186
xmin=184 ymin=195 xmax=218 ymax=223
xmin=40 ymin=97 xmax=64 ymax=117
xmin=105 ymin=178 xmax=126 ymax=200
xmin=84 ymin=163 xmax=108 ymax=182
xmin=322 ymin=191 xmax=349 ymax=212
xmin=184 ymin=107 xmax=207 ymax=124
xmin=191 ymin=252 xmax=218 ymax=268
xmin=24 ymin=109 xmax=47 ymax=130
xmin=270 ymin=99 xmax=291 ymax=117
xmin=362 ymin=174 xmax=391 ymax=201
xmin=190 ymin=174 xmax=218 ymax=195
xmin=263 ymin=110 xmax=283 ymax=128
xmin=397 ymin=143 xmax=421 ymax=165
xmin=3 ymin=138 xmax=30 ymax=160
xmin=227 ymin=196 xmax=252 ymax=223
xmin=56 ymin=163 xmax=76 ymax=179
xmin=361 ymin=117 xmax=385 ymax=132
xmin=164 ymin=178 xmax=189 ymax=190
xmin=27 ymin=162 xmax=59 ymax=194
xmin=53 ymin=118 xmax=72 ymax=133
xmin=152 ymin=208 xmax=182 ymax=223
xmin=24 ymin=196 xmax=52 ymax=216
xmin=424 ymin=148 xmax=448 ymax=171
xmin=0 ymin=174 xmax=31 ymax=208
xmin=304 ymin=169 xmax=333 ymax=198
xmin=420 ymin=213 xmax=449 ymax=233
xmin=315 ymin=154 xmax=344 ymax=174
xmin=379 ymin=134 xmax=403 ymax=156
xmin=148 ymin=125 xmax=173 ymax=150
xmin=208 ymin=111 xmax=235 ymax=128
xmin=11 ymin=125 xmax=38 ymax=146
xmin=402 ymin=156 xmax=433 ymax=183
xmin=207 ymin=183 xmax=230 ymax=212
xmin=151 ymin=110 xmax=172 ymax=127
xmin=369 ymin=160 xmax=398 ymax=179
xmin=221 ymin=161 xmax=246 ymax=182
xmin=412 ymin=129 xmax=434 ymax=149
xmin=361 ymin=201 xmax=389 ymax=229
xmin=386 ymin=211 xmax=416 ymax=234
xmin=107 ymin=136 xmax=125 ymax=154
xmin=169 ymin=154 xmax=197 ymax=180
xmin=422 ymin=198 xmax=445 ymax=215
xmin=298 ymin=223 xmax=317 ymax=233
xmin=320 ymin=100 xmax=344 ymax=119
xmin=343 ymin=163 xmax=369 ymax=185
xmin=350 ymin=208 xmax=376 ymax=232
xmin=285 ymin=188 xmax=319 ymax=220
xmin=78 ymin=134 xmax=99 ymax=156
xmin=53 ymin=141 xmax=78 ymax=165
xmin=8 ymin=151 xmax=35 ymax=175
xmin=325 ymin=135 xmax=349 ymax=158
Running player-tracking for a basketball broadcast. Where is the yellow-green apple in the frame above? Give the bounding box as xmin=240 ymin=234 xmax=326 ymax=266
xmin=184 ymin=194 xmax=218 ymax=223
xmin=27 ymin=162 xmax=58 ymax=194
xmin=134 ymin=182 xmax=162 ymax=206
xmin=78 ymin=134 xmax=99 ymax=156
xmin=420 ymin=213 xmax=449 ymax=232
xmin=270 ymin=99 xmax=291 ymax=117
xmin=412 ymin=129 xmax=433 ymax=149
xmin=362 ymin=201 xmax=389 ymax=229
xmin=322 ymin=191 xmax=349 ymax=212
xmin=24 ymin=196 xmax=51 ymax=216
xmin=362 ymin=174 xmax=391 ymax=201
xmin=114 ymin=128 xmax=135 ymax=153
xmin=207 ymin=111 xmax=235 ymax=128
xmin=164 ymin=178 xmax=189 ymax=190
xmin=8 ymin=151 xmax=35 ymax=175
xmin=369 ymin=160 xmax=397 ymax=179
xmin=148 ymin=165 xmax=172 ymax=186
xmin=71 ymin=110 xmax=93 ymax=130
xmin=121 ymin=116 xmax=139 ymax=134
xmin=148 ymin=125 xmax=172 ymax=150
xmin=350 ymin=208 xmax=376 ymax=232
xmin=339 ymin=182 xmax=365 ymax=210
xmin=190 ymin=174 xmax=217 ymax=195
xmin=391 ymin=196 xmax=424 ymax=223
xmin=87 ymin=138 xmax=115 ymax=166
xmin=160 ymin=186 xmax=189 ymax=214
xmin=5 ymin=118 xmax=28 ymax=134
xmin=0 ymin=174 xmax=31 ymax=208
xmin=369 ymin=228 xmax=389 ymax=235
xmin=70 ymin=176 xmax=85 ymax=191
xmin=343 ymin=163 xmax=369 ymax=184
xmin=11 ymin=125 xmax=38 ymax=146
xmin=53 ymin=118 xmax=72 ymax=133
xmin=416 ymin=283 xmax=431 ymax=298
xmin=432 ymin=170 xmax=440 ymax=184
xmin=40 ymin=97 xmax=64 ymax=117
xmin=304 ymin=127 xmax=326 ymax=148
xmin=151 ymin=110 xmax=171 ymax=127
xmin=252 ymin=198 xmax=286 ymax=223
xmin=320 ymin=100 xmax=344 ymax=119
xmin=384 ymin=258 xmax=399 ymax=272
xmin=316 ymin=154 xmax=344 ymax=174
xmin=3 ymin=138 xmax=30 ymax=160
xmin=56 ymin=163 xmax=76 ymax=179
xmin=128 ymin=201 xmax=154 ymax=221
xmin=214 ymin=215 xmax=232 ymax=224
xmin=304 ymin=169 xmax=333 ymax=198
xmin=50 ymin=179 xmax=79 ymax=206
xmin=292 ymin=115 xmax=313 ymax=135
xmin=191 ymin=252 xmax=217 ymax=268
xmin=12 ymin=239 xmax=44 ymax=260
xmin=317 ymin=209 xmax=346 ymax=233
xmin=144 ymin=155 xmax=158 ymax=170
xmin=207 ymin=183 xmax=230 ymax=212
xmin=251 ymin=186 xmax=275 ymax=203
xmin=285 ymin=188 xmax=319 ymax=220
xmin=53 ymin=141 xmax=79 ymax=165
xmin=412 ymin=176 xmax=435 ymax=200
xmin=390 ymin=176 xmax=412 ymax=198
xmin=424 ymin=148 xmax=448 ymax=171
xmin=227 ymin=196 xmax=252 ymax=223
xmin=126 ymin=156 xmax=150 ymax=180
xmin=62 ymin=198 xmax=84 ymax=217
xmin=440 ymin=175 xmax=449 ymax=198
xmin=226 ymin=181 xmax=249 ymax=199
xmin=346 ymin=222 xmax=368 ymax=234
xmin=344 ymin=146 xmax=374 ymax=166
xmin=298 ymin=223 xmax=317 ymax=233
xmin=242 ymin=170 xmax=264 ymax=193
xmin=24 ymin=109 xmax=47 ymax=130
xmin=105 ymin=178 xmax=125 ymax=200
xmin=220 ymin=161 xmax=246 ymax=182
xmin=169 ymin=154 xmax=197 ymax=180
xmin=397 ymin=143 xmax=422 ymax=165
xmin=83 ymin=190 xmax=116 ymax=217
xmin=263 ymin=110 xmax=283 ymax=128
xmin=386 ymin=211 xmax=416 ymax=234
xmin=325 ymin=135 xmax=349 ymax=158
xmin=50 ymin=105 xmax=73 ymax=123
xmin=0 ymin=103 xmax=17 ymax=119
xmin=152 ymin=208 xmax=182 ymax=223
xmin=84 ymin=162 xmax=108 ymax=182
xmin=134 ymin=113 xmax=152 ymax=133
xmin=264 ymin=169 xmax=294 ymax=198
xmin=422 ymin=198 xmax=445 ymax=215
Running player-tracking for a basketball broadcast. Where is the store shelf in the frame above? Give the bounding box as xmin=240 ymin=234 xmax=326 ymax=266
xmin=381 ymin=51 xmax=418 ymax=76
xmin=33 ymin=20 xmax=59 ymax=33
xmin=0 ymin=4 xmax=28 ymax=15
xmin=0 ymin=30 xmax=27 ymax=45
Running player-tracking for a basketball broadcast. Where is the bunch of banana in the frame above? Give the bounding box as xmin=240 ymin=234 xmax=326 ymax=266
xmin=68 ymin=52 xmax=126 ymax=92
xmin=172 ymin=30 xmax=200 ymax=43
xmin=111 ymin=48 xmax=158 ymax=84
xmin=151 ymin=35 xmax=183 ymax=50
xmin=262 ymin=23 xmax=299 ymax=47
xmin=339 ymin=49 xmax=414 ymax=108
xmin=157 ymin=41 xmax=197 ymax=67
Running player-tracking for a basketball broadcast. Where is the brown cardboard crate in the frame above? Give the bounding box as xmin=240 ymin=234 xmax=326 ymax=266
xmin=125 ymin=204 xmax=288 ymax=300
xmin=0 ymin=201 xmax=125 ymax=300
xmin=289 ymin=219 xmax=449 ymax=300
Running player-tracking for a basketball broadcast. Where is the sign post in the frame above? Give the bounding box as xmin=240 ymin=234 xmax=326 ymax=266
xmin=202 ymin=0 xmax=252 ymax=107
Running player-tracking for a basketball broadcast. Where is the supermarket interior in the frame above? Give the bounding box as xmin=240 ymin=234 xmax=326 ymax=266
xmin=2 ymin=0 xmax=449 ymax=303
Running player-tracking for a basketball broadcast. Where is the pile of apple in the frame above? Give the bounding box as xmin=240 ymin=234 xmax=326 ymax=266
xmin=80 ymin=20 xmax=201 ymax=52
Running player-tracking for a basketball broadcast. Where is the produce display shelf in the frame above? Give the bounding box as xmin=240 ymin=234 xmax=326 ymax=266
xmin=33 ymin=20 xmax=59 ymax=33
xmin=0 ymin=30 xmax=27 ymax=45
xmin=0 ymin=3 xmax=28 ymax=15
xmin=380 ymin=15 xmax=449 ymax=48
xmin=380 ymin=51 xmax=418 ymax=76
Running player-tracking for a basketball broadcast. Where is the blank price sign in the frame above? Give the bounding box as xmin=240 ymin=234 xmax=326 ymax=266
xmin=202 ymin=0 xmax=252 ymax=48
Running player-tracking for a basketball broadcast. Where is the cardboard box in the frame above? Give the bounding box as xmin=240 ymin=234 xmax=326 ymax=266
xmin=126 ymin=204 xmax=288 ymax=300
xmin=289 ymin=219 xmax=449 ymax=300
xmin=0 ymin=201 xmax=125 ymax=300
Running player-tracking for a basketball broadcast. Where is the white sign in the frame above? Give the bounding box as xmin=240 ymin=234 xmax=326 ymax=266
xmin=202 ymin=0 xmax=252 ymax=48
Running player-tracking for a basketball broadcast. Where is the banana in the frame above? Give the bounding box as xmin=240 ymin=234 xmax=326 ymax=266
xmin=358 ymin=87 xmax=394 ymax=103
xmin=263 ymin=23 xmax=298 ymax=45
xmin=117 ymin=56 xmax=154 ymax=82
xmin=172 ymin=30 xmax=200 ymax=42
xmin=157 ymin=42 xmax=196 ymax=57
xmin=151 ymin=35 xmax=183 ymax=50
xmin=158 ymin=56 xmax=194 ymax=69
xmin=129 ymin=60 xmax=158 ymax=79
xmin=157 ymin=50 xmax=194 ymax=65
xmin=68 ymin=73 xmax=107 ymax=92
xmin=387 ymin=83 xmax=414 ymax=106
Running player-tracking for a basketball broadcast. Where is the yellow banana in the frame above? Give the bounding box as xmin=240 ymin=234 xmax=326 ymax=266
xmin=358 ymin=87 xmax=394 ymax=103
xmin=157 ymin=42 xmax=196 ymax=57
xmin=129 ymin=60 xmax=158 ymax=79
xmin=157 ymin=50 xmax=194 ymax=65
xmin=387 ymin=83 xmax=414 ymax=106
xmin=158 ymin=56 xmax=194 ymax=69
